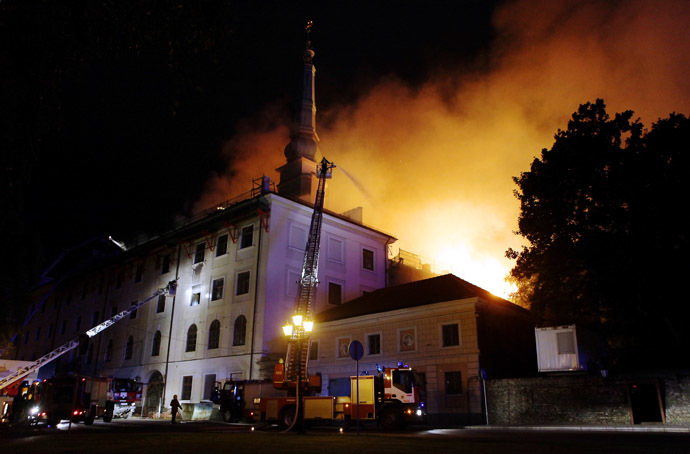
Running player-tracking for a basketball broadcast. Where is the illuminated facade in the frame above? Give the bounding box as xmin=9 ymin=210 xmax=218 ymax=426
xmin=310 ymin=274 xmax=535 ymax=425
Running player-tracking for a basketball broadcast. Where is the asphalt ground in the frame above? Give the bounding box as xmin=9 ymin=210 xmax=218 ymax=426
xmin=3 ymin=417 xmax=690 ymax=453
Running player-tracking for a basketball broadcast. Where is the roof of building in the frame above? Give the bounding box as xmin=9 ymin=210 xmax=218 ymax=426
xmin=316 ymin=274 xmax=523 ymax=323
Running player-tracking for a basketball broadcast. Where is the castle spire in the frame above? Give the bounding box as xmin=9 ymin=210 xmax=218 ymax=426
xmin=277 ymin=21 xmax=320 ymax=201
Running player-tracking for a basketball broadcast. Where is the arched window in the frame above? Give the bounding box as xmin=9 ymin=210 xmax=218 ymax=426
xmin=152 ymin=331 xmax=161 ymax=356
xmin=105 ymin=339 xmax=113 ymax=362
xmin=233 ymin=315 xmax=247 ymax=346
xmin=186 ymin=324 xmax=197 ymax=352
xmin=125 ymin=335 xmax=133 ymax=360
xmin=208 ymin=320 xmax=220 ymax=350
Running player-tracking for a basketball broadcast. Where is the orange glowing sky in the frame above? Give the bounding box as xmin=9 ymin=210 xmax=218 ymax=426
xmin=196 ymin=0 xmax=690 ymax=299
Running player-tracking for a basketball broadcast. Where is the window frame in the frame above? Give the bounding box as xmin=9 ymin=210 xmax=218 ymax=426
xmin=211 ymin=277 xmax=225 ymax=301
xmin=186 ymin=324 xmax=197 ymax=352
xmin=152 ymin=331 xmax=162 ymax=357
xmin=156 ymin=294 xmax=166 ymax=313
xmin=239 ymin=225 xmax=254 ymax=249
xmin=208 ymin=320 xmax=221 ymax=350
xmin=441 ymin=322 xmax=461 ymax=348
xmin=367 ymin=332 xmax=382 ymax=356
xmin=193 ymin=242 xmax=205 ymax=264
xmin=236 ymin=271 xmax=250 ymax=296
xmin=124 ymin=335 xmax=134 ymax=360
xmin=362 ymin=248 xmax=375 ymax=271
xmin=233 ymin=315 xmax=247 ymax=346
xmin=181 ymin=376 xmax=193 ymax=401
xmin=328 ymin=281 xmax=342 ymax=306
xmin=216 ymin=234 xmax=229 ymax=257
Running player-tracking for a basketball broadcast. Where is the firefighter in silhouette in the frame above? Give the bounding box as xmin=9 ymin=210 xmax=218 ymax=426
xmin=170 ymin=395 xmax=182 ymax=424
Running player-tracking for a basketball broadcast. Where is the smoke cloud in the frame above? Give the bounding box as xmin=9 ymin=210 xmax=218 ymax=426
xmin=197 ymin=0 xmax=690 ymax=298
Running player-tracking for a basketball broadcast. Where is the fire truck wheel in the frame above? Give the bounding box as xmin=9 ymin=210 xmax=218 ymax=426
xmin=278 ymin=406 xmax=296 ymax=430
xmin=222 ymin=409 xmax=232 ymax=423
xmin=379 ymin=407 xmax=403 ymax=430
xmin=103 ymin=402 xmax=114 ymax=422
xmin=85 ymin=414 xmax=95 ymax=425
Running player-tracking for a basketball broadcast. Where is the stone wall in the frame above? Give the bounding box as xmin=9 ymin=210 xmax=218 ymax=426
xmin=487 ymin=375 xmax=690 ymax=426
xmin=665 ymin=377 xmax=690 ymax=425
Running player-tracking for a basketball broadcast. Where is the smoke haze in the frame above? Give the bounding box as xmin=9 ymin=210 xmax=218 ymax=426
xmin=196 ymin=0 xmax=690 ymax=298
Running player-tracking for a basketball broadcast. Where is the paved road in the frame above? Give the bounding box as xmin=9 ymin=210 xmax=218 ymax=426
xmin=3 ymin=418 xmax=690 ymax=453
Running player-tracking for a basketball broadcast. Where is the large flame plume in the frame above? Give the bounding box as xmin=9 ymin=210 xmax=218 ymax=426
xmin=195 ymin=0 xmax=690 ymax=299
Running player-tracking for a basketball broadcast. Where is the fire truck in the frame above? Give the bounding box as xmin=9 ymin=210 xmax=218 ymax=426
xmin=214 ymin=363 xmax=426 ymax=429
xmin=30 ymin=375 xmax=141 ymax=425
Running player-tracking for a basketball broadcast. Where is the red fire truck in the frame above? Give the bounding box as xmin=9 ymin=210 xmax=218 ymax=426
xmin=30 ymin=376 xmax=141 ymax=426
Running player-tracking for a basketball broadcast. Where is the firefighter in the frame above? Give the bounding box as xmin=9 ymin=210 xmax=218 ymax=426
xmin=170 ymin=395 xmax=182 ymax=424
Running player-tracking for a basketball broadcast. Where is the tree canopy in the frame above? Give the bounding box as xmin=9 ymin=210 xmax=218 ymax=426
xmin=508 ymin=99 xmax=689 ymax=370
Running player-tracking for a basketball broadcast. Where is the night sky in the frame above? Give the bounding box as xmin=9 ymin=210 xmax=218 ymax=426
xmin=1 ymin=1 xmax=494 ymax=274
xmin=2 ymin=0 xmax=689 ymax=302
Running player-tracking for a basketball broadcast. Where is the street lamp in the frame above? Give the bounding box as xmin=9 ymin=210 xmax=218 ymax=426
xmin=282 ymin=312 xmax=314 ymax=433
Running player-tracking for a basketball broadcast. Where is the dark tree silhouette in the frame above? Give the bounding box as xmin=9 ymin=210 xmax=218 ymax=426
xmin=508 ymin=99 xmax=690 ymax=370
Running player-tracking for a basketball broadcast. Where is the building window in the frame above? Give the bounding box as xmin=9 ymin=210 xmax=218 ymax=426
xmin=86 ymin=343 xmax=94 ymax=365
xmin=216 ymin=234 xmax=228 ymax=257
xmin=111 ymin=304 xmax=118 ymax=317
xmin=75 ymin=316 xmax=82 ymax=332
xmin=161 ymin=254 xmax=171 ymax=274
xmin=23 ymin=331 xmax=29 ymax=344
xmin=208 ymin=320 xmax=220 ymax=350
xmin=134 ymin=264 xmax=143 ymax=283
xmin=193 ymin=242 xmax=205 ymax=264
xmin=61 ymin=320 xmax=66 ymax=335
xmin=211 ymin=278 xmax=224 ymax=301
xmin=181 ymin=376 xmax=193 ymax=400
xmin=309 ymin=340 xmax=319 ymax=361
xmin=129 ymin=302 xmax=138 ymax=319
xmin=442 ymin=323 xmax=460 ymax=347
xmin=240 ymin=225 xmax=254 ymax=249
xmin=233 ymin=315 xmax=246 ymax=346
xmin=156 ymin=295 xmax=166 ymax=313
xmin=203 ymin=374 xmax=216 ymax=401
xmin=186 ymin=324 xmax=197 ymax=352
xmin=557 ymin=331 xmax=576 ymax=354
xmin=105 ymin=339 xmax=113 ymax=362
xmin=152 ymin=331 xmax=161 ymax=356
xmin=367 ymin=333 xmax=381 ymax=355
xmin=48 ymin=323 xmax=53 ymax=338
xmin=92 ymin=311 xmax=99 ymax=326
xmin=35 ymin=327 xmax=41 ymax=340
xmin=125 ymin=336 xmax=133 ymax=360
xmin=328 ymin=282 xmax=342 ymax=305
xmin=236 ymin=271 xmax=250 ymax=296
xmin=444 ymin=371 xmax=463 ymax=395
xmin=190 ymin=286 xmax=201 ymax=306
xmin=362 ymin=248 xmax=374 ymax=271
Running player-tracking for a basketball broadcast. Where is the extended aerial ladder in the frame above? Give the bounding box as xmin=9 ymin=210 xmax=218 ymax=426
xmin=276 ymin=157 xmax=334 ymax=393
xmin=0 ymin=279 xmax=178 ymax=391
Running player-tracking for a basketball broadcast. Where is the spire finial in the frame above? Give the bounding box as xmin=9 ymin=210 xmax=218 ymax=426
xmin=304 ymin=20 xmax=314 ymax=63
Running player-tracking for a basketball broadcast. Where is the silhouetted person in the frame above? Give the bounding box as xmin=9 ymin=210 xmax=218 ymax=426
xmin=170 ymin=395 xmax=182 ymax=424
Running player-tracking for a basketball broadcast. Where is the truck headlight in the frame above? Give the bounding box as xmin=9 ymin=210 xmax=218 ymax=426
xmin=416 ymin=409 xmax=422 ymax=416
xmin=30 ymin=406 xmax=39 ymax=416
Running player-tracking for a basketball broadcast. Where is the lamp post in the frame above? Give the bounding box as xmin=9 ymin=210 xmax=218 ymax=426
xmin=282 ymin=313 xmax=313 ymax=433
